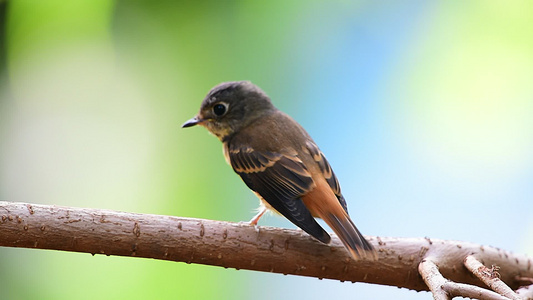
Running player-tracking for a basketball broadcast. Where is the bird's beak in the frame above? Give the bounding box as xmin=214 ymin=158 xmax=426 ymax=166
xmin=182 ymin=116 xmax=202 ymax=128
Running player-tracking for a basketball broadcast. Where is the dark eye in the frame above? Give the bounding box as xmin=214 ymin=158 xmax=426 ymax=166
xmin=213 ymin=103 xmax=227 ymax=116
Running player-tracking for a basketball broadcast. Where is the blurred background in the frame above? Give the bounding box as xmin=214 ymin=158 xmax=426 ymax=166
xmin=0 ymin=1 xmax=531 ymax=299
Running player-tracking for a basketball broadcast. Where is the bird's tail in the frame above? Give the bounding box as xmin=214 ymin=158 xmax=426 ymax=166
xmin=322 ymin=213 xmax=377 ymax=260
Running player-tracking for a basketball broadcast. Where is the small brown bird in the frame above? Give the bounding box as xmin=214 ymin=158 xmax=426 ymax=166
xmin=182 ymin=81 xmax=376 ymax=259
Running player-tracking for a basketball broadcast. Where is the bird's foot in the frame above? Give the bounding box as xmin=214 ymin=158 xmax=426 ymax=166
xmin=248 ymin=207 xmax=267 ymax=226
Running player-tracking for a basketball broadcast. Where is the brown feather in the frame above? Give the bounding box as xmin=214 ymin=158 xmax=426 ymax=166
xmin=186 ymin=81 xmax=376 ymax=259
xmin=225 ymin=141 xmax=331 ymax=244
xmin=301 ymin=172 xmax=377 ymax=260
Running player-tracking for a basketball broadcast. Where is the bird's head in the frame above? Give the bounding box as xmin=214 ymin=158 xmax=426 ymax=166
xmin=182 ymin=81 xmax=275 ymax=141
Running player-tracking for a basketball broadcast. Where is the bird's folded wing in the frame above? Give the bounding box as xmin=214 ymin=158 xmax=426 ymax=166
xmin=228 ymin=145 xmax=331 ymax=243
xmin=305 ymin=141 xmax=348 ymax=213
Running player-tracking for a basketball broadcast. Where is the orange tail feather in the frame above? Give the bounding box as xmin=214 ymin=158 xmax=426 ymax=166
xmin=322 ymin=213 xmax=377 ymax=260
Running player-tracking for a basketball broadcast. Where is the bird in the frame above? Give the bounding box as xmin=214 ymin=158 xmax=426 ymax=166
xmin=182 ymin=81 xmax=376 ymax=259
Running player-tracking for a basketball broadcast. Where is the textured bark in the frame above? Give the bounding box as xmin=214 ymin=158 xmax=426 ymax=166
xmin=464 ymin=255 xmax=522 ymax=299
xmin=0 ymin=201 xmax=531 ymax=295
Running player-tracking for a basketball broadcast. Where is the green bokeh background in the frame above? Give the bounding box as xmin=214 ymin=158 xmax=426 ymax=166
xmin=0 ymin=1 xmax=532 ymax=299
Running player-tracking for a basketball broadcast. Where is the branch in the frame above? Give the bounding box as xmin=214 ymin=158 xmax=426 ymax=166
xmin=517 ymin=284 xmax=533 ymax=299
xmin=419 ymin=259 xmax=509 ymax=300
xmin=1 ymin=201 xmax=532 ymax=298
xmin=465 ymin=255 xmax=522 ymax=299
xmin=418 ymin=259 xmax=452 ymax=300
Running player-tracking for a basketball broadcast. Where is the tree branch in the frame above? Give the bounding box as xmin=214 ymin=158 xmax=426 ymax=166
xmin=517 ymin=284 xmax=533 ymax=299
xmin=465 ymin=255 xmax=522 ymax=299
xmin=1 ymin=201 xmax=532 ymax=298
xmin=418 ymin=259 xmax=452 ymax=300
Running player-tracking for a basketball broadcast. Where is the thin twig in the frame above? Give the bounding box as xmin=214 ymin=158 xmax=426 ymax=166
xmin=420 ymin=258 xmax=513 ymax=300
xmin=465 ymin=255 xmax=522 ymax=299
xmin=442 ymin=282 xmax=510 ymax=300
xmin=516 ymin=284 xmax=533 ymax=300
xmin=419 ymin=259 xmax=451 ymax=300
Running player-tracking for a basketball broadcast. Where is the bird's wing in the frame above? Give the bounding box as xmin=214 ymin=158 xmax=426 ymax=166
xmin=227 ymin=145 xmax=331 ymax=244
xmin=305 ymin=141 xmax=348 ymax=213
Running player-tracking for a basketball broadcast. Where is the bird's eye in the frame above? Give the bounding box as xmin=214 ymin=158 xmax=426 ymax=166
xmin=213 ymin=103 xmax=227 ymax=116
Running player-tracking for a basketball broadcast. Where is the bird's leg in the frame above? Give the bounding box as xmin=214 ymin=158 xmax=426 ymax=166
xmin=249 ymin=207 xmax=267 ymax=225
